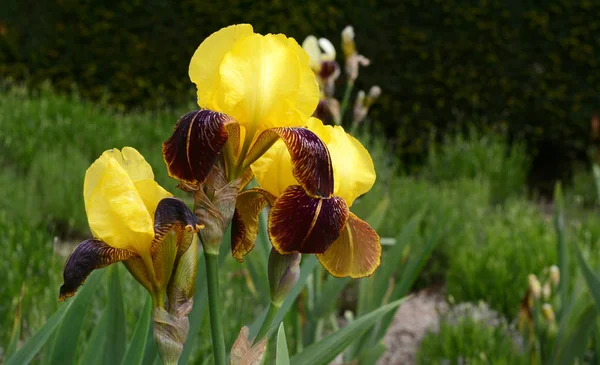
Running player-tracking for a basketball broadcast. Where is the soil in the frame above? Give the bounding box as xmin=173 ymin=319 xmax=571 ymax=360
xmin=377 ymin=288 xmax=448 ymax=365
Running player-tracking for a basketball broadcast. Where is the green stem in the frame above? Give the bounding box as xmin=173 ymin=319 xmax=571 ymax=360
xmin=338 ymin=80 xmax=355 ymax=125
xmin=254 ymin=301 xmax=280 ymax=344
xmin=204 ymin=251 xmax=226 ymax=365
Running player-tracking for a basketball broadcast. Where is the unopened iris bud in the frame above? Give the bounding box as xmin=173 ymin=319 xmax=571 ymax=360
xmin=341 ymin=25 xmax=356 ymax=58
xmin=528 ymin=274 xmax=541 ymax=299
xmin=366 ymin=86 xmax=381 ymax=106
xmin=268 ymin=249 xmax=301 ymax=307
xmin=550 ymin=265 xmax=560 ymax=286
xmin=543 ymin=282 xmax=551 ymax=300
xmin=542 ymin=303 xmax=555 ymax=323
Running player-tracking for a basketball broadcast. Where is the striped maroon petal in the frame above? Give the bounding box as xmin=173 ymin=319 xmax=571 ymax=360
xmin=59 ymin=239 xmax=135 ymax=301
xmin=162 ymin=110 xmax=232 ymax=185
xmin=243 ymin=127 xmax=334 ymax=198
xmin=269 ymin=185 xmax=348 ymax=254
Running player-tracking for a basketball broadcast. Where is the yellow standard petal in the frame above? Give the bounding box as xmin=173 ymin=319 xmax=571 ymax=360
xmin=218 ymin=33 xmax=318 ymax=134
xmin=84 ymin=148 xmax=157 ymax=255
xmin=306 ymin=118 xmax=375 ymax=206
xmin=189 ymin=24 xmax=254 ymax=110
xmin=250 ymin=139 xmax=297 ymax=198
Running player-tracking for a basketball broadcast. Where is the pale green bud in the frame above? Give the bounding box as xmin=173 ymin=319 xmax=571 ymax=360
xmin=268 ymin=249 xmax=301 ymax=307
xmin=550 ymin=265 xmax=560 ymax=286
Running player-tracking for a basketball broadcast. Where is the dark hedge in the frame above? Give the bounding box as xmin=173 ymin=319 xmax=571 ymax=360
xmin=1 ymin=0 xmax=599 ymax=184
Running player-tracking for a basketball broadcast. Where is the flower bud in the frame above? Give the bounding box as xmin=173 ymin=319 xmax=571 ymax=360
xmin=528 ymin=274 xmax=541 ymax=299
xmin=542 ymin=303 xmax=555 ymax=323
xmin=550 ymin=265 xmax=560 ymax=286
xmin=268 ymin=249 xmax=301 ymax=307
xmin=543 ymin=282 xmax=551 ymax=300
xmin=341 ymin=26 xmax=356 ymax=58
xmin=365 ymin=85 xmax=381 ymax=108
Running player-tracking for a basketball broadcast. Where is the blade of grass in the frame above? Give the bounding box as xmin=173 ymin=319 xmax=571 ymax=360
xmin=105 ymin=265 xmax=127 ymax=365
xmin=6 ymin=283 xmax=24 ymax=359
xmin=6 ymin=270 xmax=105 ymax=365
xmin=120 ymin=295 xmax=153 ymax=365
xmin=290 ymin=298 xmax=405 ymax=365
xmin=276 ymin=323 xmax=291 ymax=365
xmin=49 ymin=269 xmax=106 ymax=364
xmin=80 ymin=311 xmax=108 ymax=365
xmin=574 ymin=243 xmax=600 ymax=311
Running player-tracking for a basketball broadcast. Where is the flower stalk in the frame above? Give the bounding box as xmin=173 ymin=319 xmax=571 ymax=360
xmin=204 ymin=250 xmax=227 ymax=365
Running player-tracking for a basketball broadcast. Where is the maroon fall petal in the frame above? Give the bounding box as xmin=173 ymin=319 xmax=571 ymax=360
xmin=59 ymin=239 xmax=135 ymax=301
xmin=244 ymin=127 xmax=334 ymax=197
xmin=269 ymin=185 xmax=349 ymax=254
xmin=162 ymin=109 xmax=231 ymax=185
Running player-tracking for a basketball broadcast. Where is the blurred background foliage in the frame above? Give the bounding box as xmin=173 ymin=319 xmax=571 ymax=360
xmin=2 ymin=0 xmax=600 ymax=192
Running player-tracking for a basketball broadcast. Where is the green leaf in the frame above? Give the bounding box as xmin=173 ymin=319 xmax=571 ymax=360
xmin=552 ymin=300 xmax=596 ymax=365
xmin=120 ymin=295 xmax=153 ymax=365
xmin=373 ymin=207 xmax=426 ymax=306
xmin=357 ymin=342 xmax=387 ymax=365
xmin=6 ymin=284 xmax=24 ymax=359
xmin=80 ymin=311 xmax=108 ymax=365
xmin=6 ymin=270 xmax=105 ymax=365
xmin=574 ymin=243 xmax=600 ymax=311
xmin=48 ymin=269 xmax=105 ymax=364
xmin=312 ymin=277 xmax=350 ymax=318
xmin=105 ymin=265 xmax=127 ymax=365
xmin=365 ymin=195 xmax=390 ymax=232
xmin=249 ymin=256 xmax=319 ymax=339
xmin=290 ymin=298 xmax=405 ymax=365
xmin=276 ymin=323 xmax=291 ymax=365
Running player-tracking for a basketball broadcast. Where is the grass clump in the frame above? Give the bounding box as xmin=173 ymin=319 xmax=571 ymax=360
xmin=417 ymin=303 xmax=528 ymax=365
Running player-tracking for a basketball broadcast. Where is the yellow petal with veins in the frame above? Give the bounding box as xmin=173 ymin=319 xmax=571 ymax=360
xmin=218 ymin=33 xmax=318 ymax=133
xmin=189 ymin=24 xmax=254 ymax=109
xmin=306 ymin=118 xmax=375 ymax=206
xmin=84 ymin=148 xmax=169 ymax=256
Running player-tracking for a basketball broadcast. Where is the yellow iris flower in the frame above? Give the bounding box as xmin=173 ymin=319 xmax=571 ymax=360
xmin=163 ymin=24 xmax=380 ymax=278
xmin=234 ymin=118 xmax=381 ymax=278
xmin=178 ymin=23 xmax=319 ymax=180
xmin=60 ymin=147 xmax=200 ymax=304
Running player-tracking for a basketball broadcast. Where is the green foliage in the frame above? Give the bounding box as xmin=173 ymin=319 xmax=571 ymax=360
xmin=423 ymin=128 xmax=530 ymax=203
xmin=0 ymin=212 xmax=61 ymax=351
xmin=0 ymin=83 xmax=192 ymax=235
xmin=417 ymin=313 xmax=528 ymax=365
xmin=446 ymin=199 xmax=557 ymax=319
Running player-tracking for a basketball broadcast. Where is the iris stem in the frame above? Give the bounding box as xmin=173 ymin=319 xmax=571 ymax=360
xmin=204 ymin=251 xmax=227 ymax=365
xmin=338 ymin=80 xmax=355 ymax=125
xmin=254 ymin=301 xmax=281 ymax=344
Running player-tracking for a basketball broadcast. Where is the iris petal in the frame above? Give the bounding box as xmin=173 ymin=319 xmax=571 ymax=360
xmin=269 ymin=185 xmax=348 ymax=254
xmin=231 ymin=188 xmax=276 ymax=262
xmin=162 ymin=110 xmax=232 ymax=185
xmin=85 ymin=154 xmax=154 ymax=253
xmin=59 ymin=239 xmax=135 ymax=301
xmin=151 ymin=197 xmax=201 ymax=257
xmin=317 ymin=212 xmax=381 ymax=278
xmin=250 ymin=127 xmax=334 ymax=198
xmin=190 ymin=24 xmax=254 ymax=109
xmin=306 ymin=118 xmax=376 ymax=206
xmin=218 ymin=33 xmax=318 ymax=132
